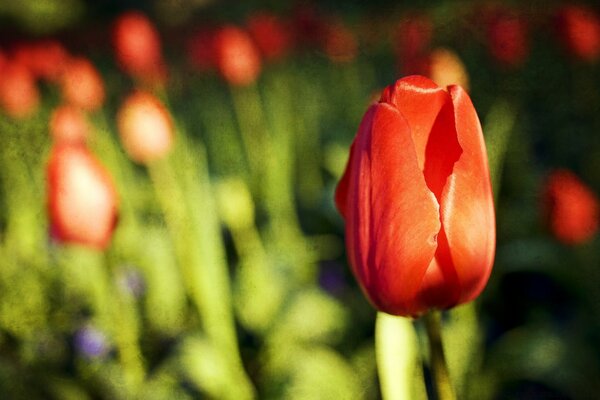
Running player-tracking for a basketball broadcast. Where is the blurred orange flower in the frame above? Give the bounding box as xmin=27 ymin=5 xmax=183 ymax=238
xmin=61 ymin=57 xmax=105 ymax=111
xmin=543 ymin=169 xmax=599 ymax=245
xmin=112 ymin=11 xmax=166 ymax=84
xmin=213 ymin=25 xmax=262 ymax=86
xmin=0 ymin=60 xmax=40 ymax=119
xmin=429 ymin=48 xmax=470 ymax=91
xmin=50 ymin=105 xmax=89 ymax=144
xmin=117 ymin=91 xmax=174 ymax=164
xmin=47 ymin=143 xmax=118 ymax=250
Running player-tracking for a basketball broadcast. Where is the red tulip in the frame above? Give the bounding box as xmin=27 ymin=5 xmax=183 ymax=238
xmin=486 ymin=10 xmax=529 ymax=67
xmin=555 ymin=5 xmax=600 ymax=62
xmin=335 ymin=76 xmax=495 ymax=317
xmin=247 ymin=12 xmax=291 ymax=61
xmin=47 ymin=143 xmax=118 ymax=250
xmin=13 ymin=40 xmax=69 ymax=82
xmin=112 ymin=11 xmax=166 ymax=84
xmin=0 ymin=60 xmax=40 ymax=119
xmin=323 ymin=21 xmax=358 ymax=64
xmin=186 ymin=27 xmax=217 ymax=73
xmin=395 ymin=14 xmax=433 ymax=76
xmin=213 ymin=25 xmax=262 ymax=86
xmin=50 ymin=105 xmax=89 ymax=144
xmin=117 ymin=91 xmax=173 ymax=164
xmin=61 ymin=57 xmax=105 ymax=111
xmin=543 ymin=170 xmax=599 ymax=244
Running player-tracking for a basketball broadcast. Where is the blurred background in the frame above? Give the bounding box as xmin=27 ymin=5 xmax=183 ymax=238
xmin=1 ymin=0 xmax=600 ymax=399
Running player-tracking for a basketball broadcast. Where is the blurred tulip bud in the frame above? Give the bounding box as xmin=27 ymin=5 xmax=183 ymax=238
xmin=50 ymin=105 xmax=89 ymax=144
xmin=47 ymin=143 xmax=118 ymax=250
xmin=61 ymin=57 xmax=105 ymax=111
xmin=335 ymin=76 xmax=495 ymax=317
xmin=213 ymin=25 xmax=262 ymax=86
xmin=117 ymin=91 xmax=174 ymax=164
xmin=112 ymin=11 xmax=166 ymax=84
xmin=215 ymin=178 xmax=255 ymax=230
xmin=395 ymin=14 xmax=433 ymax=76
xmin=0 ymin=60 xmax=40 ymax=119
xmin=543 ymin=169 xmax=599 ymax=244
xmin=247 ymin=12 xmax=292 ymax=62
xmin=555 ymin=5 xmax=600 ymax=62
xmin=186 ymin=27 xmax=217 ymax=73
xmin=13 ymin=40 xmax=69 ymax=82
xmin=486 ymin=10 xmax=529 ymax=67
xmin=323 ymin=21 xmax=358 ymax=64
xmin=291 ymin=4 xmax=328 ymax=49
xmin=429 ymin=47 xmax=470 ymax=91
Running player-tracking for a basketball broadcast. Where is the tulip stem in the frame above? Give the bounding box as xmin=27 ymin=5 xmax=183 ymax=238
xmin=423 ymin=311 xmax=456 ymax=400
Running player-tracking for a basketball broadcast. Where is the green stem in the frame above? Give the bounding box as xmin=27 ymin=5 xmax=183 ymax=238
xmin=375 ymin=312 xmax=426 ymax=400
xmin=423 ymin=311 xmax=456 ymax=400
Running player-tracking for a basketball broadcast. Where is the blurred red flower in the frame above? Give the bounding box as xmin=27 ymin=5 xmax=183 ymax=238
xmin=555 ymin=5 xmax=600 ymax=62
xmin=47 ymin=143 xmax=118 ymax=250
xmin=213 ymin=25 xmax=262 ymax=86
xmin=247 ymin=12 xmax=292 ymax=62
xmin=486 ymin=9 xmax=529 ymax=67
xmin=112 ymin=11 xmax=166 ymax=84
xmin=186 ymin=27 xmax=217 ymax=73
xmin=543 ymin=169 xmax=599 ymax=245
xmin=13 ymin=40 xmax=69 ymax=82
xmin=117 ymin=90 xmax=173 ymax=164
xmin=323 ymin=20 xmax=358 ymax=63
xmin=0 ymin=60 xmax=40 ymax=119
xmin=61 ymin=57 xmax=105 ymax=111
xmin=50 ymin=105 xmax=89 ymax=144
xmin=395 ymin=14 xmax=433 ymax=76
xmin=335 ymin=76 xmax=495 ymax=317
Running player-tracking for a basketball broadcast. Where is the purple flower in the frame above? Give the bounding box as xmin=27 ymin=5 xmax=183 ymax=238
xmin=74 ymin=325 xmax=109 ymax=359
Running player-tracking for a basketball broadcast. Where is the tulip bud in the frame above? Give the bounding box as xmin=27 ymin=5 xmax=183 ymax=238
xmin=395 ymin=14 xmax=433 ymax=76
xmin=543 ymin=169 xmax=599 ymax=244
xmin=112 ymin=11 xmax=166 ymax=84
xmin=247 ymin=12 xmax=291 ymax=62
xmin=555 ymin=5 xmax=600 ymax=62
xmin=323 ymin=21 xmax=358 ymax=64
xmin=60 ymin=57 xmax=105 ymax=111
xmin=47 ymin=143 xmax=118 ymax=250
xmin=486 ymin=10 xmax=529 ymax=67
xmin=116 ymin=91 xmax=173 ymax=164
xmin=0 ymin=60 xmax=40 ymax=119
xmin=213 ymin=25 xmax=262 ymax=86
xmin=428 ymin=48 xmax=470 ymax=91
xmin=335 ymin=76 xmax=495 ymax=317
xmin=186 ymin=28 xmax=217 ymax=73
xmin=49 ymin=105 xmax=89 ymax=144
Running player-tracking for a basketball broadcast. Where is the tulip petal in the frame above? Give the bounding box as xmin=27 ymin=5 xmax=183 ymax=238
xmin=438 ymin=86 xmax=496 ymax=304
xmin=380 ymin=75 xmax=448 ymax=171
xmin=345 ymin=103 xmax=441 ymax=316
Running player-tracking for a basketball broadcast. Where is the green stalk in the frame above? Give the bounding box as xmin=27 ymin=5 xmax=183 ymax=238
xmin=375 ymin=312 xmax=426 ymax=400
xmin=423 ymin=312 xmax=456 ymax=400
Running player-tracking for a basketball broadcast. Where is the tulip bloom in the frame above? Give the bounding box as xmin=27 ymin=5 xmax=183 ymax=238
xmin=555 ymin=5 xmax=600 ymax=62
xmin=543 ymin=170 xmax=599 ymax=244
xmin=47 ymin=143 xmax=118 ymax=249
xmin=0 ymin=61 xmax=40 ymax=119
xmin=247 ymin=12 xmax=291 ymax=61
xmin=117 ymin=91 xmax=173 ymax=164
xmin=335 ymin=76 xmax=495 ymax=317
xmin=213 ymin=26 xmax=261 ymax=86
xmin=486 ymin=10 xmax=529 ymax=67
xmin=50 ymin=105 xmax=89 ymax=144
xmin=112 ymin=11 xmax=166 ymax=84
xmin=61 ymin=57 xmax=105 ymax=111
xmin=428 ymin=48 xmax=470 ymax=91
